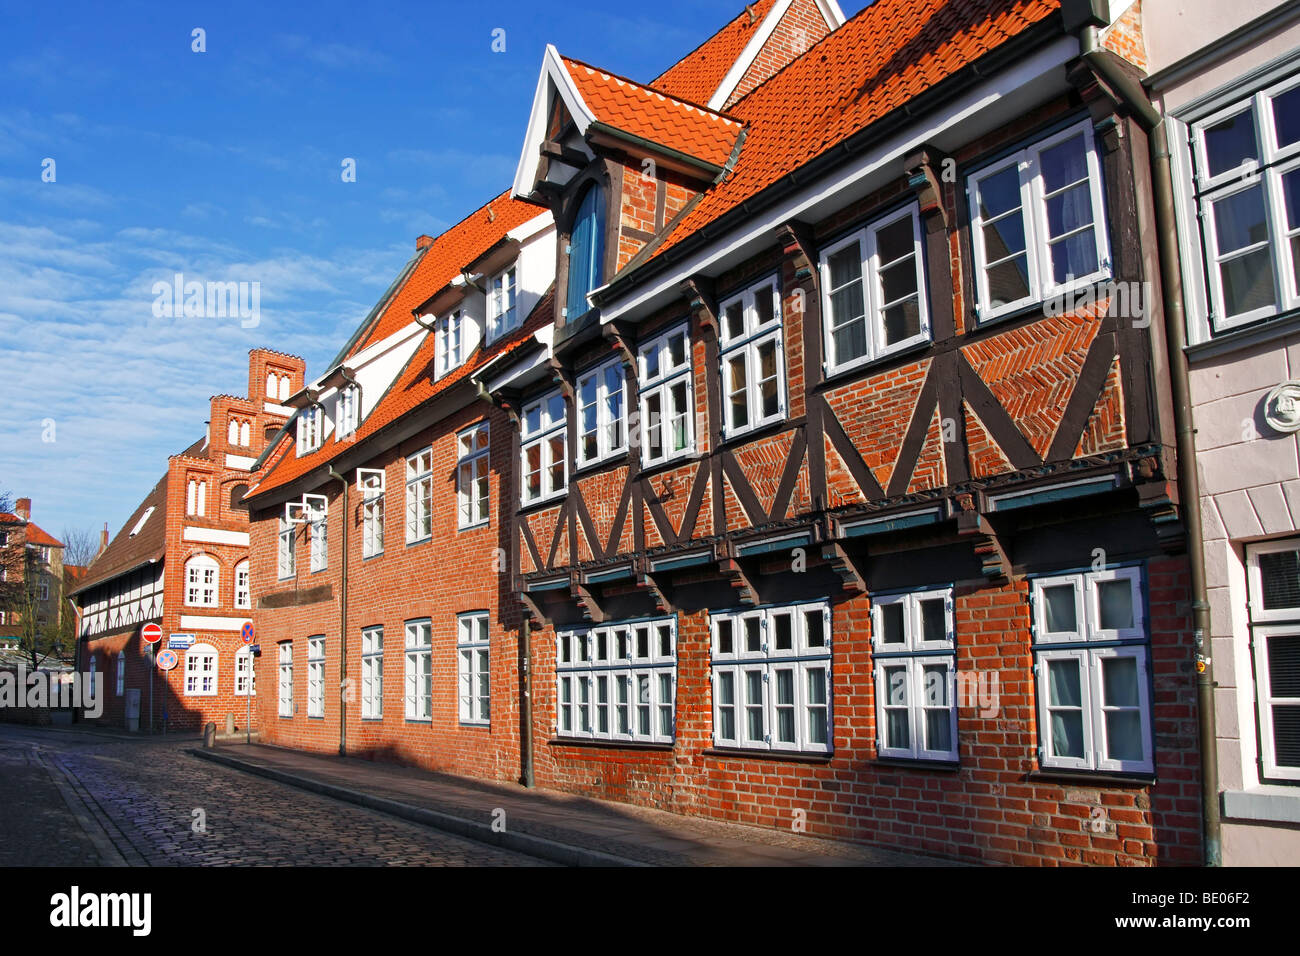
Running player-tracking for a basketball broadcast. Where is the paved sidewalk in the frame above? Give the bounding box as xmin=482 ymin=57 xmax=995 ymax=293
xmin=192 ymin=742 xmax=945 ymax=867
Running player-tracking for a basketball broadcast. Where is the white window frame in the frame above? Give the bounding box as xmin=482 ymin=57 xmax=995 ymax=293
xmin=277 ymin=641 xmax=293 ymax=716
xmin=404 ymin=618 xmax=432 ymax=721
xmin=710 ymin=602 xmax=832 ymax=754
xmin=307 ymin=495 xmax=328 ymax=573
xmin=1187 ymin=74 xmax=1300 ymax=332
xmin=336 ymin=385 xmax=359 ymax=437
xmin=359 ymin=468 xmax=385 ymax=557
xmin=575 ymin=357 xmax=627 ymax=468
xmin=184 ymin=643 xmax=218 ymax=697
xmin=556 ymin=617 xmax=676 ymax=744
xmin=637 ymin=323 xmax=695 ymax=467
xmin=296 ymin=405 xmax=324 ymax=455
xmin=307 ymin=636 xmax=325 ymax=718
xmin=278 ymin=517 xmax=297 ymax=579
xmin=361 ymin=626 xmax=383 ymax=720
xmin=1245 ymin=538 xmax=1300 ymax=781
xmin=1031 ymin=566 xmax=1154 ymax=774
xmin=520 ymin=390 xmax=568 ymax=507
xmin=186 ymin=478 xmax=207 ymax=517
xmin=184 ymin=555 xmax=219 ymax=608
xmin=486 ymin=264 xmax=518 ymax=343
xmin=457 ymin=612 xmax=490 ymax=725
xmin=820 ymin=203 xmax=931 ymax=374
xmin=436 ymin=309 xmax=464 ymax=377
xmin=234 ymin=559 xmax=250 ymax=609
xmin=871 ymin=587 xmax=958 ymax=761
xmin=718 ymin=277 xmax=786 ymax=440
xmin=968 ymin=118 xmax=1112 ymax=323
xmin=457 ymin=422 xmax=491 ymax=529
xmin=405 ymin=447 xmax=433 ymax=544
xmin=235 ymin=646 xmax=256 ymax=697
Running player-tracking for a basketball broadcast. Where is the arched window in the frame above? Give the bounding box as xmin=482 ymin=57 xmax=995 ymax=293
xmin=228 ymin=419 xmax=239 ymax=445
xmin=229 ymin=483 xmax=249 ymax=511
xmin=234 ymin=559 xmax=250 ymax=609
xmin=116 ymin=651 xmax=125 ymax=696
xmin=565 ymin=183 xmax=605 ymax=321
xmin=239 ymin=421 xmax=250 ymax=446
xmin=266 ymin=371 xmax=277 ymax=397
xmin=235 ymin=646 xmax=256 ymax=697
xmin=184 ymin=555 xmax=219 ymax=607
xmin=279 ymin=375 xmax=291 ymax=401
xmin=184 ymin=643 xmax=218 ymax=696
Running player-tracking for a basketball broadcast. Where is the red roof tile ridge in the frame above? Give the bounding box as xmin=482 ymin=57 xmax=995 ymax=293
xmin=560 ymin=54 xmax=745 ymax=126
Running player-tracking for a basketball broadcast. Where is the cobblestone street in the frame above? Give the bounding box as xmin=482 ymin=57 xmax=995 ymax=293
xmin=0 ymin=725 xmax=547 ymax=866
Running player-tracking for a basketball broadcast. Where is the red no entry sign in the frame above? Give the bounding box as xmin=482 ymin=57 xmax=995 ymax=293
xmin=142 ymin=623 xmax=163 ymax=644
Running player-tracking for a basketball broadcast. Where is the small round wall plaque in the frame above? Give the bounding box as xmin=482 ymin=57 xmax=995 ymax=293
xmin=1265 ymin=380 xmax=1300 ymax=434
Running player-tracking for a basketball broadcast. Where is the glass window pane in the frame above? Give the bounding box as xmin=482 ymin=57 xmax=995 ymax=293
xmin=880 ymin=602 xmax=905 ymax=644
xmin=1274 ymin=84 xmax=1300 ymax=150
xmin=1048 ymin=658 xmax=1082 ymax=706
xmin=886 ymin=709 xmax=909 ymax=749
xmin=925 ymin=710 xmax=952 ymax=753
xmin=922 ymin=664 xmax=948 ymax=706
xmin=1043 ymin=584 xmax=1078 ymax=633
xmin=1220 ymin=247 xmax=1276 ymax=318
xmin=1260 ymin=549 xmax=1300 ymax=611
xmin=1213 ymin=185 xmax=1270 ymax=253
xmin=744 ymin=617 xmax=761 ymax=652
xmin=754 ymin=286 xmax=775 ymax=327
xmin=805 ymin=610 xmax=825 ymax=648
xmin=978 ymin=164 xmax=1022 ymax=220
xmin=669 ymin=332 xmax=687 ymax=368
xmin=1101 ymin=655 xmax=1139 ymax=708
xmin=717 ymin=619 xmax=733 ymax=654
xmin=876 ymin=216 xmax=914 ymax=265
xmin=727 ymin=354 xmax=748 ymax=427
xmin=1202 ymin=109 xmax=1259 ymax=177
xmin=1266 ymin=634 xmax=1300 ymax=698
xmin=1098 ymin=579 xmax=1134 ymax=631
xmin=758 ymin=342 xmax=779 ymax=417
xmin=828 ymin=243 xmax=862 ymax=289
xmin=1052 ymin=710 xmax=1085 ymax=758
xmin=920 ymin=598 xmax=946 ymax=643
xmin=724 ymin=301 xmax=745 ymax=339
xmin=1040 ymin=134 xmax=1088 ymax=193
xmin=884 ymin=665 xmax=907 ymax=706
xmin=773 ymin=613 xmax=792 ymax=650
xmin=1049 ymin=230 xmax=1099 ymax=284
xmin=1105 ymin=711 xmax=1143 ymax=761
xmin=986 ymin=257 xmax=1031 ymax=307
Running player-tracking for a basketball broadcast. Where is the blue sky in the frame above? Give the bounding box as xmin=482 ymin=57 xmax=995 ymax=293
xmin=0 ymin=0 xmax=866 ymax=542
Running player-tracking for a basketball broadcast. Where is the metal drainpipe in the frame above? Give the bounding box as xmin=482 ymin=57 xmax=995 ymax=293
xmin=328 ymin=467 xmax=349 ymax=757
xmin=1078 ymin=25 xmax=1221 ymax=865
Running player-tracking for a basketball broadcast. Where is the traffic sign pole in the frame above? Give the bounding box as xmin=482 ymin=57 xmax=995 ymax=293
xmin=241 ymin=622 xmax=255 ymax=745
xmin=142 ymin=624 xmax=163 ymax=737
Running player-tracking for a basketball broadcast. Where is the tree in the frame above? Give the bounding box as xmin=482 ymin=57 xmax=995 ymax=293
xmin=60 ymin=525 xmax=101 ymax=569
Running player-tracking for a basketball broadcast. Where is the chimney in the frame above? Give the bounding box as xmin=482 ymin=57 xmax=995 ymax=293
xmin=15 ymin=498 xmax=30 ymax=521
xmin=416 ymin=234 xmax=434 ymax=251
xmin=99 ymin=523 xmax=109 ymax=555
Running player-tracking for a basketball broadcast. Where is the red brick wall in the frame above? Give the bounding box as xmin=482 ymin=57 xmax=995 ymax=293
xmin=727 ymin=0 xmax=832 ymax=107
xmin=1102 ymin=0 xmax=1147 ymax=73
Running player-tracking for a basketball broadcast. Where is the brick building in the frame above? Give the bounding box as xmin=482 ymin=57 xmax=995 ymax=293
xmin=236 ymin=0 xmax=1217 ymax=865
xmin=72 ymin=349 xmax=304 ymax=731
xmin=0 ymin=498 xmax=68 ymax=649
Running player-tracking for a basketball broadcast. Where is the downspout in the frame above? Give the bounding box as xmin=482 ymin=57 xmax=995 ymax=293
xmin=327 ymin=467 xmax=349 ymax=757
xmin=1077 ymin=23 xmax=1221 ymax=866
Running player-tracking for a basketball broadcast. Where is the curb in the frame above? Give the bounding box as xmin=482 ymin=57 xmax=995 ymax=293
xmin=189 ymin=747 xmax=648 ymax=868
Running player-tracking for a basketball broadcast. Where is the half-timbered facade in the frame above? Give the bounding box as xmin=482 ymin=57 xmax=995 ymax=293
xmin=488 ymin=0 xmax=1204 ymax=864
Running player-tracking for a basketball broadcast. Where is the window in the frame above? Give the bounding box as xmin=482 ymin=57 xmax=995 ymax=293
xmin=968 ymin=119 xmax=1111 ymax=322
xmin=307 ymin=636 xmax=325 ymax=718
xmin=457 ymin=423 xmax=491 ymax=528
xmin=227 ymin=418 xmax=238 ymax=445
xmin=404 ymin=619 xmax=432 ymax=721
xmin=458 ymin=613 xmax=490 ymax=724
xmin=556 ymin=616 xmax=676 ymax=743
xmin=337 ymin=385 xmax=359 ymax=437
xmin=359 ymin=468 xmax=385 ymax=557
xmin=308 ymin=499 xmax=328 ymax=572
xmin=234 ymin=560 xmax=250 ymax=610
xmin=520 ymin=390 xmax=567 ymax=506
xmin=718 ymin=278 xmax=785 ymax=439
xmin=278 ymin=517 xmax=296 ymax=579
xmin=184 ymin=555 xmax=219 ymax=607
xmin=297 ymin=405 xmax=323 ymax=454
xmin=267 ymin=371 xmax=277 ymax=398
xmin=235 ymin=646 xmax=256 ymax=697
xmin=1031 ymin=565 xmax=1153 ymax=774
xmin=1187 ymin=73 xmax=1300 ymax=331
xmin=436 ymin=310 xmax=464 ymax=376
xmin=405 ymin=447 xmax=433 ymax=543
xmin=638 ymin=324 xmax=694 ymax=467
xmin=115 ymin=651 xmax=125 ymax=697
xmin=576 ymin=358 xmax=626 ymax=467
xmin=871 ymin=587 xmax=957 ymax=761
xmin=711 ymin=602 xmax=831 ymax=753
xmin=278 ymin=641 xmax=293 ymax=716
xmin=186 ymin=478 xmax=207 ymax=517
xmin=1246 ymin=539 xmax=1300 ymax=781
xmin=487 ymin=266 xmax=518 ymax=342
xmin=228 ymin=417 xmax=250 ymax=447
xmin=361 ymin=626 xmax=383 ymax=720
xmin=36 ymin=575 xmax=49 ymax=602
xmin=184 ymin=643 xmax=217 ymax=696
xmin=279 ymin=375 xmax=292 ymax=401
xmin=566 ymin=184 xmax=605 ymax=321
xmin=820 ymin=204 xmax=930 ymax=373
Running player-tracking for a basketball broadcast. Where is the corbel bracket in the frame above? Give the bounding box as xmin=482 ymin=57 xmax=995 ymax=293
xmin=954 ymin=493 xmax=1011 ymax=581
xmin=903 ymin=146 xmax=952 ymax=230
xmin=820 ymin=541 xmax=866 ymax=595
xmin=682 ymin=276 xmax=719 ymax=340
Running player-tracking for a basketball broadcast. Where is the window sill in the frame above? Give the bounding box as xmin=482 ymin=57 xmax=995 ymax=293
xmin=873 ymin=755 xmax=961 ymax=771
xmin=459 ymin=720 xmax=491 ymax=729
xmin=574 ymin=450 xmax=629 ymax=476
xmin=403 ymin=718 xmax=432 ymax=724
xmin=457 ymin=520 xmax=490 ymax=533
xmin=518 ymin=493 xmax=567 ymax=517
xmin=1026 ymin=768 xmax=1155 ymax=787
xmin=820 ymin=338 xmax=932 ymax=388
xmin=718 ymin=415 xmax=802 ymax=452
xmin=405 ymin=536 xmax=432 ymax=548
xmin=362 ymin=551 xmax=385 ymax=561
xmin=1185 ymin=306 xmax=1300 ymax=362
xmin=702 ymin=747 xmax=833 ymax=764
xmin=547 ymin=737 xmax=673 ymax=752
xmin=1222 ymin=785 xmax=1300 ymax=824
xmin=636 ymin=450 xmax=704 ymax=481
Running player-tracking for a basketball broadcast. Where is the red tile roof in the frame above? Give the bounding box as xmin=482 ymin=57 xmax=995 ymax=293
xmin=351 ymin=190 xmax=543 ymax=356
xmin=642 ymin=0 xmax=1059 ymax=263
xmin=70 ymin=473 xmax=169 ymax=596
xmin=561 ymin=56 xmax=743 ymax=169
xmin=251 ymin=288 xmax=554 ymax=497
xmin=652 ymin=0 xmax=782 ymax=105
xmin=0 ymin=515 xmax=64 ymax=548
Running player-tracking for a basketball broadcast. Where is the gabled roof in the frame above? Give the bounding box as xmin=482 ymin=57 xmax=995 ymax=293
xmin=560 ymin=55 xmax=744 ymax=169
xmin=70 ymin=472 xmax=169 ymax=597
xmin=348 ymin=191 xmax=543 ymax=356
xmin=248 ymin=287 xmax=555 ymax=499
xmin=0 ymin=515 xmax=63 ymax=548
xmin=637 ymin=0 xmax=1060 ymax=266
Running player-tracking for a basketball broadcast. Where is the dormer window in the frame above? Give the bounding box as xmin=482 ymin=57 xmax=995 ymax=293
xmin=337 ymin=385 xmax=359 ymax=437
xmin=565 ymin=184 xmax=605 ymax=321
xmin=487 ymin=267 xmax=518 ymax=343
xmin=436 ymin=310 xmax=464 ymax=376
xmin=297 ymin=405 xmax=323 ymax=455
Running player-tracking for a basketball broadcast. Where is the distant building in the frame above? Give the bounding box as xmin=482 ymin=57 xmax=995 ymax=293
xmin=0 ymin=498 xmax=68 ymax=646
xmin=71 ymin=349 xmax=304 ymax=731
